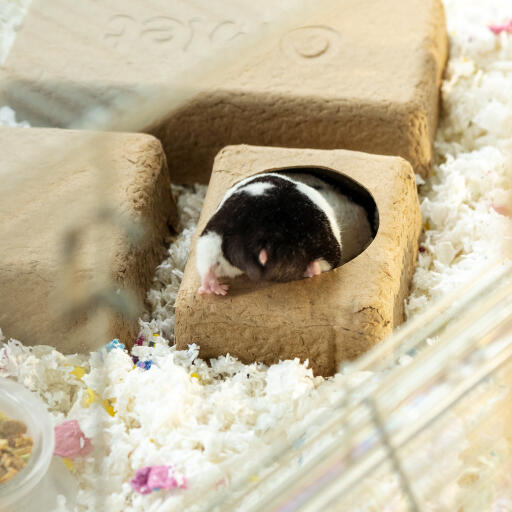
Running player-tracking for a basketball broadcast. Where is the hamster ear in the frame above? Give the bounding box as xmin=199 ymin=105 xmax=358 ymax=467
xmin=258 ymin=249 xmax=268 ymax=266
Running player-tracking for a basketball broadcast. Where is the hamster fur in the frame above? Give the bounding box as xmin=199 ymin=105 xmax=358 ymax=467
xmin=196 ymin=172 xmax=372 ymax=295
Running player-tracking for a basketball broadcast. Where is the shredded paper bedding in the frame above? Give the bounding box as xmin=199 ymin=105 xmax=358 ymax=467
xmin=0 ymin=0 xmax=511 ymax=510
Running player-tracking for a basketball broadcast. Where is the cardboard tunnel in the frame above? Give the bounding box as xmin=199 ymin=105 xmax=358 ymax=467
xmin=175 ymin=145 xmax=422 ymax=376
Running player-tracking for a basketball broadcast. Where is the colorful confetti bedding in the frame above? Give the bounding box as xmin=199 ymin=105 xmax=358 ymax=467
xmin=0 ymin=0 xmax=511 ymax=510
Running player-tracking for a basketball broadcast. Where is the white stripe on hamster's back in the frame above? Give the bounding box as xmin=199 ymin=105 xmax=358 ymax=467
xmin=290 ymin=180 xmax=342 ymax=246
xmin=214 ymin=173 xmax=294 ymax=213
xmin=214 ymin=174 xmax=270 ymax=212
xmin=214 ymin=173 xmax=341 ymax=247
xmin=238 ymin=181 xmax=275 ymax=197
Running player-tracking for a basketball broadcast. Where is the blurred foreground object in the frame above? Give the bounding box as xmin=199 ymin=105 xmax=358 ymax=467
xmin=1 ymin=0 xmax=447 ymax=181
xmin=188 ymin=260 xmax=512 ymax=511
xmin=0 ymin=127 xmax=177 ymax=351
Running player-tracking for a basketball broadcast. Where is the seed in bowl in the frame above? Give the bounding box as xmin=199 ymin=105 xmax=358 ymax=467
xmin=0 ymin=411 xmax=33 ymax=484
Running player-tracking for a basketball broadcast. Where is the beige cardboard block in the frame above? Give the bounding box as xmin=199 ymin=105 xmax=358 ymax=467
xmin=175 ymin=145 xmax=422 ymax=376
xmin=2 ymin=0 xmax=447 ymax=180
xmin=0 ymin=127 xmax=177 ymax=353
xmin=0 ymin=0 xmax=303 ymax=125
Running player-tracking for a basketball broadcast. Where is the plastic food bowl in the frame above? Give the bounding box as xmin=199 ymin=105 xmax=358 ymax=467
xmin=0 ymin=377 xmax=54 ymax=512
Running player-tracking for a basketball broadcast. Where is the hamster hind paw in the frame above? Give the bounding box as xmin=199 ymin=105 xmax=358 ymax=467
xmin=304 ymin=260 xmax=322 ymax=278
xmin=198 ymin=274 xmax=229 ymax=296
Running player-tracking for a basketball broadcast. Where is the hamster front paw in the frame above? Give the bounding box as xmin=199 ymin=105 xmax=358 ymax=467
xmin=198 ymin=282 xmax=229 ymax=296
xmin=303 ymin=260 xmax=322 ymax=278
xmin=198 ymin=267 xmax=229 ymax=296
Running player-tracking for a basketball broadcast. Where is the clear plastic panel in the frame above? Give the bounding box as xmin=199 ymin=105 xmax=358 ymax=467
xmin=187 ymin=261 xmax=512 ymax=511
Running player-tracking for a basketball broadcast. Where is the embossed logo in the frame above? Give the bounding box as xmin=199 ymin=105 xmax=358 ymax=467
xmin=104 ymin=16 xmax=341 ymax=64
xmin=104 ymin=14 xmax=246 ymax=51
xmin=280 ymin=26 xmax=341 ymax=63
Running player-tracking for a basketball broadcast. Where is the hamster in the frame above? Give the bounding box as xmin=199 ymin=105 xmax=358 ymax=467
xmin=196 ymin=172 xmax=373 ymax=295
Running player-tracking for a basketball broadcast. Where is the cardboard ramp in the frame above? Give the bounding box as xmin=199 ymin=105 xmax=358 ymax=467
xmin=175 ymin=145 xmax=422 ymax=376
